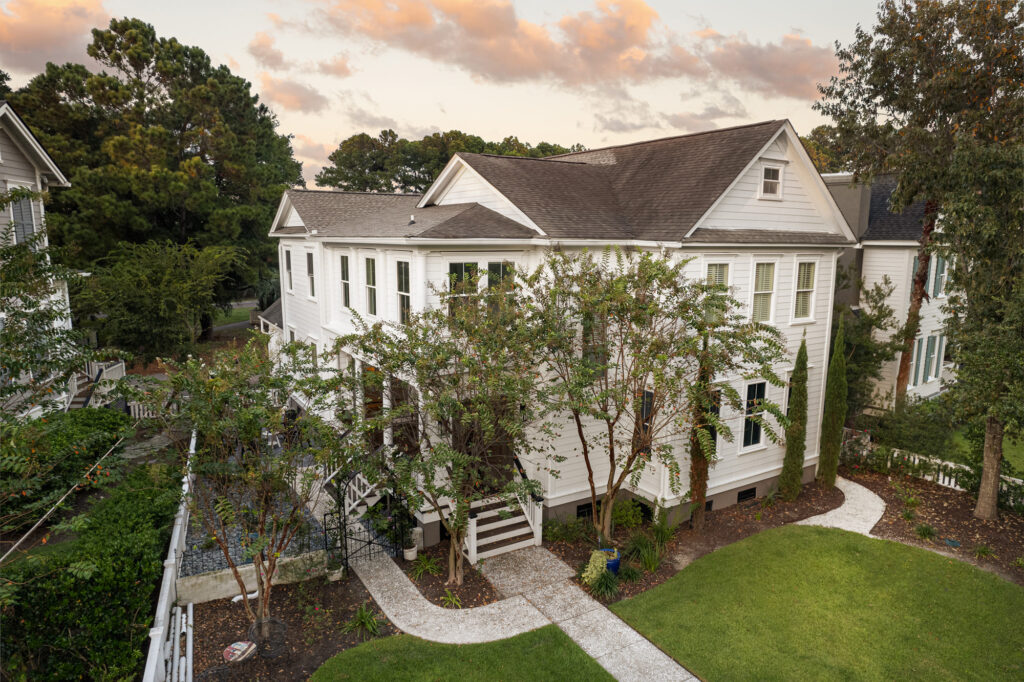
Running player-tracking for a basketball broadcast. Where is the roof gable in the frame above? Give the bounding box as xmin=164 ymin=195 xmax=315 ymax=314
xmin=0 ymin=102 xmax=69 ymax=187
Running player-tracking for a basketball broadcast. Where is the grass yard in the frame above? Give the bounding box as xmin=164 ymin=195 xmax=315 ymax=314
xmin=612 ymin=525 xmax=1024 ymax=681
xmin=310 ymin=625 xmax=613 ymax=681
xmin=212 ymin=305 xmax=254 ymax=327
xmin=951 ymin=428 xmax=1024 ymax=472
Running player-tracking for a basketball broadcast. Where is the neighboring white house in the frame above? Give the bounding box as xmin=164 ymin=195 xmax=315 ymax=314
xmin=1 ymin=100 xmax=73 ymax=416
xmin=824 ymin=173 xmax=949 ymax=407
xmin=267 ymin=120 xmax=856 ymax=554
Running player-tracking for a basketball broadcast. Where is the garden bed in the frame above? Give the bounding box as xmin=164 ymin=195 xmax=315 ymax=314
xmin=192 ymin=572 xmax=396 ymax=681
xmin=546 ymin=481 xmax=844 ymax=602
xmin=397 ymin=538 xmax=500 ymax=608
xmin=842 ymin=466 xmax=1024 ymax=585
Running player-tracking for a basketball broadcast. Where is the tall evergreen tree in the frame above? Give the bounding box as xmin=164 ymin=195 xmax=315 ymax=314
xmin=818 ymin=316 xmax=847 ymax=487
xmin=779 ymin=337 xmax=809 ymax=501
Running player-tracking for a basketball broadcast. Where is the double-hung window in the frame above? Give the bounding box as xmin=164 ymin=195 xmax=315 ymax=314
xmin=760 ymin=165 xmax=782 ymax=198
xmin=285 ymin=250 xmax=293 ymax=291
xmin=752 ymin=262 xmax=775 ymax=322
xmin=397 ymin=260 xmax=411 ymax=324
xmin=487 ymin=261 xmax=513 ymax=289
xmin=365 ymin=258 xmax=377 ymax=315
xmin=743 ymin=381 xmax=767 ymax=449
xmin=793 ymin=262 xmax=816 ymax=320
xmin=306 ymin=252 xmax=316 ymax=298
xmin=707 ymin=263 xmax=729 ymax=287
xmin=923 ymin=335 xmax=936 ymax=382
xmin=340 ymin=255 xmax=351 ymax=308
xmin=912 ymin=338 xmax=924 ymax=386
xmin=448 ymin=262 xmax=477 ymax=315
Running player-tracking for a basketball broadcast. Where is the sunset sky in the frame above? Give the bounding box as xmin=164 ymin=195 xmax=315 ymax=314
xmin=1 ymin=0 xmax=882 ymax=183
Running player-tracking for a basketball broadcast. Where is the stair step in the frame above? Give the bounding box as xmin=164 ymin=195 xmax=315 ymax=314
xmin=473 ymin=505 xmax=518 ymax=522
xmin=477 ymin=522 xmax=533 ymax=545
xmin=475 ymin=514 xmax=527 ymax=533
xmin=470 ymin=497 xmax=507 ymax=513
xmin=476 ymin=537 xmax=536 ymax=561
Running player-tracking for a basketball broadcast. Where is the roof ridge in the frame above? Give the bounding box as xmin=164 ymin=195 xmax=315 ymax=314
xmin=289 ymin=188 xmax=422 ymax=197
xmin=547 ymin=119 xmax=785 ymax=158
xmin=459 ymin=152 xmax=587 ymax=165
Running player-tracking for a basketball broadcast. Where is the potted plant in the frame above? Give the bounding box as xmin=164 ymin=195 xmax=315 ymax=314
xmin=403 ymin=529 xmax=417 ymax=561
xmin=600 ymin=547 xmax=620 ymax=574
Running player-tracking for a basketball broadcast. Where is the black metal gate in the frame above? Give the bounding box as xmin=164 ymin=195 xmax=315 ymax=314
xmin=324 ymin=473 xmax=412 ymax=570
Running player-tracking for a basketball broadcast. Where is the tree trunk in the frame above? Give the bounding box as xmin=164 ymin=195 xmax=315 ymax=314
xmin=572 ymin=411 xmax=600 ymax=536
xmin=598 ymin=490 xmax=616 ymax=541
xmin=447 ymin=528 xmax=465 ymax=585
xmin=895 ymin=201 xmax=938 ymax=401
xmin=688 ymin=430 xmax=709 ymax=532
xmin=973 ymin=416 xmax=1003 ymax=521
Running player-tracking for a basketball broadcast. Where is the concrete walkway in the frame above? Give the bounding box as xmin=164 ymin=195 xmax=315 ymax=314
xmin=795 ymin=476 xmax=886 ymax=536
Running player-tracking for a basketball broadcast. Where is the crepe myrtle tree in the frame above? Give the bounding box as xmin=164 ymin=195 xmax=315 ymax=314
xmin=340 ymin=269 xmax=546 ymax=585
xmin=133 ymin=337 xmax=353 ymax=624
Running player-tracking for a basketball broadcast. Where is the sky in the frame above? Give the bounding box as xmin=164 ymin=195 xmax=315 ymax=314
xmin=0 ymin=0 xmax=882 ymax=184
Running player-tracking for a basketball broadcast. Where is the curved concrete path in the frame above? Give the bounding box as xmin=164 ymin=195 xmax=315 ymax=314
xmin=795 ymin=476 xmax=886 ymax=536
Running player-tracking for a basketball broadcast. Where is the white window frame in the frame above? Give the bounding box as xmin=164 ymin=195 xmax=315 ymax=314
xmin=750 ymin=258 xmax=779 ymax=324
xmin=739 ymin=379 xmax=769 ymax=453
xmin=365 ymin=256 xmax=378 ymax=317
xmin=397 ymin=260 xmax=411 ymax=324
xmin=306 ymin=251 xmax=316 ymax=300
xmin=288 ymin=327 xmax=296 ymax=344
xmin=284 ymin=249 xmax=293 ymax=292
xmin=791 ymin=256 xmax=820 ymax=324
xmin=706 ymin=262 xmax=731 ymax=288
xmin=758 ymin=163 xmax=783 ymax=200
xmin=340 ymin=254 xmax=351 ymax=309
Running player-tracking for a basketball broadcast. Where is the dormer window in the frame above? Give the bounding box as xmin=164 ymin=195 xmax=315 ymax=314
xmin=760 ymin=165 xmax=782 ymax=199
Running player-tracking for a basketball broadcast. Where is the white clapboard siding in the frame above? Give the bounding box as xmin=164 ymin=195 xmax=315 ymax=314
xmin=0 ymin=127 xmax=44 ymax=230
xmin=433 ymin=164 xmax=537 ymax=230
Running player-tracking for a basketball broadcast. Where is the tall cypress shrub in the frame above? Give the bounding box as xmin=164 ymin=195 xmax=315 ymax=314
xmin=779 ymin=337 xmax=809 ymax=500
xmin=818 ymin=314 xmax=848 ymax=486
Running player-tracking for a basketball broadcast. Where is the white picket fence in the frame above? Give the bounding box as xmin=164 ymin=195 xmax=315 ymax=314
xmin=142 ymin=431 xmax=195 ymax=682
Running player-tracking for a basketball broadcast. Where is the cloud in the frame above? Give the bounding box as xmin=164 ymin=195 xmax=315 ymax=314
xmin=664 ymin=92 xmax=748 ymax=131
xmin=248 ymin=32 xmax=289 ymax=70
xmin=292 ymin=134 xmax=335 ymax=185
xmin=339 ymin=91 xmax=399 ymax=130
xmin=259 ymin=73 xmax=329 ymax=112
xmin=703 ymin=32 xmax=837 ymax=100
xmin=314 ymin=0 xmax=705 ymax=87
xmin=592 ymin=98 xmax=661 ymax=133
xmin=0 ymin=0 xmax=109 ymax=72
xmin=317 ymin=54 xmax=352 ymax=77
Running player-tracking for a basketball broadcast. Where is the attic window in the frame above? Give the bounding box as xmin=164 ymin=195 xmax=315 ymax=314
xmin=760 ymin=165 xmax=782 ymax=199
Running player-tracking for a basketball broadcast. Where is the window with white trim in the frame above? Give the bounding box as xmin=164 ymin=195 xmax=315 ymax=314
xmin=760 ymin=165 xmax=782 ymax=198
xmin=306 ymin=252 xmax=316 ymax=298
xmin=923 ymin=335 xmax=937 ymax=382
xmin=706 ymin=263 xmax=729 ymax=287
xmin=365 ymin=257 xmax=377 ymax=315
xmin=448 ymin=262 xmax=477 ymax=316
xmin=289 ymin=329 xmax=295 ymax=343
xmin=932 ymin=255 xmax=946 ymax=297
xmin=340 ymin=255 xmax=351 ymax=308
xmin=743 ymin=381 xmax=767 ymax=448
xmin=397 ymin=260 xmax=410 ymax=324
xmin=752 ymin=262 xmax=775 ymax=322
xmin=284 ymin=250 xmax=293 ymax=291
xmin=793 ymin=262 xmax=816 ymax=320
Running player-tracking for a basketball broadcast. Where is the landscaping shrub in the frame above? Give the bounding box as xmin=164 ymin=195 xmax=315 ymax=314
xmin=543 ymin=516 xmax=594 ymax=543
xmin=915 ymin=524 xmax=936 ymax=540
xmin=581 ymin=550 xmax=608 ymax=586
xmin=611 ymin=499 xmax=644 ymax=530
xmin=410 ymin=554 xmax=443 ymax=580
xmin=1 ymin=408 xmax=131 ymax=533
xmin=618 ymin=562 xmax=642 ymax=583
xmin=779 ymin=337 xmax=809 ymax=501
xmin=342 ymin=602 xmax=383 ymax=641
xmin=0 ymin=464 xmax=180 ymax=681
xmin=590 ymin=569 xmax=620 ymax=600
xmin=623 ymin=532 xmax=661 ymax=573
xmin=650 ymin=506 xmax=677 ymax=549
xmin=441 ymin=589 xmax=462 ymax=609
xmin=856 ymin=397 xmax=959 ymax=461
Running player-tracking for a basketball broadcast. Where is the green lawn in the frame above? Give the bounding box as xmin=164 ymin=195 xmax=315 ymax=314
xmin=611 ymin=525 xmax=1024 ymax=681
xmin=311 ymin=625 xmax=612 ymax=681
xmin=212 ymin=305 xmax=253 ymax=327
xmin=951 ymin=428 xmax=1024 ymax=472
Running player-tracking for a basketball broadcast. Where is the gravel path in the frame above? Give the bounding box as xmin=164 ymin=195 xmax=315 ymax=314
xmin=795 ymin=476 xmax=886 ymax=536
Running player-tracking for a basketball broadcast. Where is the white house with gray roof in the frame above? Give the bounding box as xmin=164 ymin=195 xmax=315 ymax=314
xmin=263 ymin=120 xmax=857 ymax=557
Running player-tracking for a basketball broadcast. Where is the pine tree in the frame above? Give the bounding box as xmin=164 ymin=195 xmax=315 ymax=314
xmin=779 ymin=337 xmax=809 ymax=501
xmin=818 ymin=316 xmax=847 ymax=487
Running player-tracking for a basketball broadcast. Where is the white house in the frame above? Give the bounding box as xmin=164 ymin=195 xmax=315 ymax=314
xmin=824 ymin=173 xmax=949 ymax=407
xmin=263 ymin=120 xmax=856 ymax=556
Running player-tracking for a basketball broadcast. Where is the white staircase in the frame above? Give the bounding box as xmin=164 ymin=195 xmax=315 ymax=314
xmin=463 ymin=495 xmax=543 ymax=564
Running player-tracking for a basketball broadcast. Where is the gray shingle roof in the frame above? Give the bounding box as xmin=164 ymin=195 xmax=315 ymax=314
xmin=862 ymin=177 xmax=928 ymax=241
xmin=687 ymin=228 xmax=850 ymax=245
xmin=415 ymin=204 xmax=538 ymax=239
xmin=259 ymin=298 xmax=282 ymax=328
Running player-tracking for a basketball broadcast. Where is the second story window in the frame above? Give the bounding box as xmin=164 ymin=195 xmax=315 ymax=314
xmin=306 ymin=252 xmax=316 ymax=298
xmin=285 ymin=250 xmax=293 ymax=291
xmin=752 ymin=262 xmax=775 ymax=323
xmin=706 ymin=263 xmax=729 ymax=287
xmin=794 ymin=262 xmax=816 ymax=320
xmin=760 ymin=165 xmax=782 ymax=198
xmin=397 ymin=260 xmax=411 ymax=324
xmin=340 ymin=255 xmax=351 ymax=308
xmin=365 ymin=257 xmax=377 ymax=315
xmin=11 ymin=196 xmax=34 ymax=244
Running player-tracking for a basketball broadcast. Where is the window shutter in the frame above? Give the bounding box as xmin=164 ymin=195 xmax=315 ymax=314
xmin=910 ymin=255 xmax=918 ymax=302
xmin=912 ymin=338 xmax=923 ymax=386
xmin=932 ymin=256 xmax=946 ymax=297
xmin=924 ymin=336 xmax=936 ymax=382
xmin=12 ymin=198 xmax=33 ymax=244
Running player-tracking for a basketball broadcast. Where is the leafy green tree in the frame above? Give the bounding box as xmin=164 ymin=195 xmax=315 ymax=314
xmin=73 ymin=241 xmax=241 ymax=361
xmin=938 ymin=138 xmax=1024 ymax=519
xmin=8 ymin=18 xmax=302 ymax=303
xmin=779 ymin=337 xmax=809 ymax=501
xmin=0 ymin=69 xmax=11 ymax=98
xmin=819 ymin=315 xmax=847 ymax=487
xmin=800 ymin=125 xmax=845 ymax=173
xmin=816 ymin=0 xmax=1022 ymax=400
xmin=342 ymin=271 xmax=543 ymax=584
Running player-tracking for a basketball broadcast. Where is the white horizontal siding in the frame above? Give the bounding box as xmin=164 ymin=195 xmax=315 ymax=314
xmin=0 ymin=126 xmax=44 ymax=231
xmin=434 ymin=164 xmax=537 ymax=230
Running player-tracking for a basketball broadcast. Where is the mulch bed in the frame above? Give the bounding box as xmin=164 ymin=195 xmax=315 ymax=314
xmin=396 ymin=539 xmax=501 ymax=608
xmin=842 ymin=466 xmax=1024 ymax=586
xmin=546 ymin=481 xmax=845 ymax=603
xmin=192 ymin=572 xmax=396 ymax=681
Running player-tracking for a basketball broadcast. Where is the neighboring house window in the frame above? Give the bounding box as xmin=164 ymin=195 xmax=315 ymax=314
xmin=11 ymin=197 xmax=34 ymax=244
xmin=633 ymin=390 xmax=654 ymax=455
xmin=743 ymin=381 xmax=767 ymax=448
xmin=448 ymin=262 xmax=477 ymax=315
xmin=760 ymin=165 xmax=782 ymax=198
xmin=289 ymin=330 xmax=295 ymax=343
xmin=340 ymin=255 xmax=351 ymax=308
xmin=309 ymin=339 xmax=318 ymax=368
xmin=285 ymin=250 xmax=293 ymax=291
xmin=793 ymin=262 xmax=816 ymax=320
xmin=707 ymin=263 xmax=729 ymax=287
xmin=924 ymin=335 xmax=936 ymax=382
xmin=365 ymin=258 xmax=377 ymax=315
xmin=932 ymin=256 xmax=946 ymax=297
xmin=397 ymin=260 xmax=411 ymax=324
xmin=752 ymin=263 xmax=775 ymax=322
xmin=909 ymin=255 xmax=918 ymax=302
xmin=912 ymin=337 xmax=923 ymax=386
xmin=487 ymin=261 xmax=513 ymax=289
xmin=306 ymin=252 xmax=316 ymax=298
xmin=582 ymin=311 xmax=608 ymax=379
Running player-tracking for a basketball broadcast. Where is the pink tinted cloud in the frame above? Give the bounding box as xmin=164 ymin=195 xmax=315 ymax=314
xmin=664 ymin=93 xmax=748 ymax=131
xmin=292 ymin=133 xmax=334 ymax=184
xmin=704 ymin=32 xmax=838 ymax=100
xmin=318 ymin=54 xmax=352 ymax=77
xmin=0 ymin=0 xmax=109 ymax=72
xmin=248 ymin=32 xmax=288 ymax=70
xmin=258 ymin=73 xmax=329 ymax=113
xmin=316 ymin=0 xmax=704 ymax=86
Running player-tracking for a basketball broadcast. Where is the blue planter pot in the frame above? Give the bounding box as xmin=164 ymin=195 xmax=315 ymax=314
xmin=601 ymin=548 xmax=621 ymax=574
